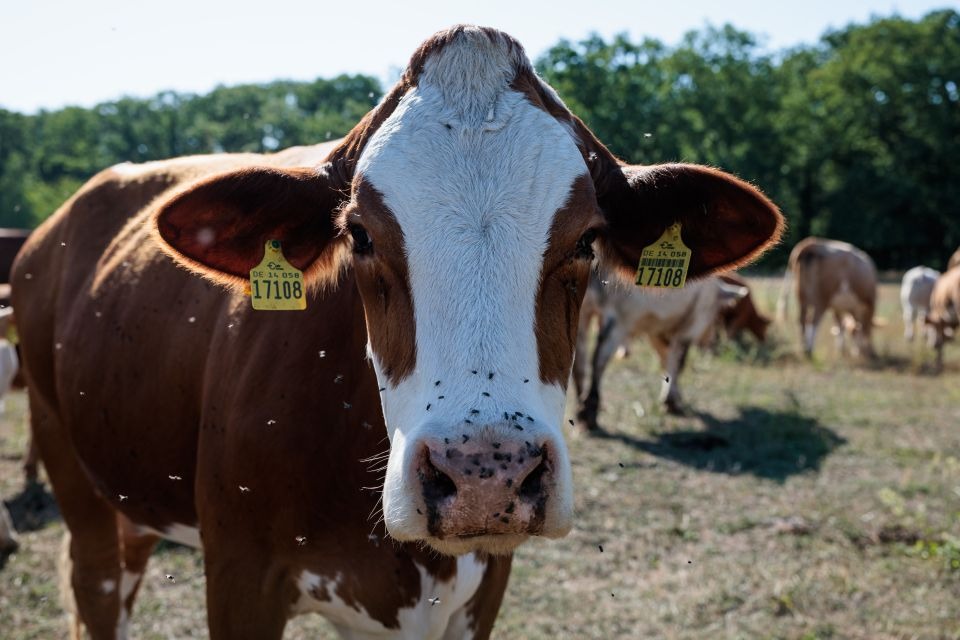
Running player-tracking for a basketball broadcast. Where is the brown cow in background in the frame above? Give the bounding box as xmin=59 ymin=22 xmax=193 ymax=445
xmin=777 ymin=237 xmax=877 ymax=358
xmin=947 ymin=247 xmax=960 ymax=271
xmin=716 ymin=273 xmax=770 ymax=343
xmin=927 ymin=266 xmax=960 ymax=370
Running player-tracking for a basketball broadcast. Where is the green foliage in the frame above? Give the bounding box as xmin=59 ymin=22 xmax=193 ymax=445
xmin=0 ymin=75 xmax=381 ymax=227
xmin=2 ymin=11 xmax=958 ymax=271
xmin=538 ymin=10 xmax=960 ymax=269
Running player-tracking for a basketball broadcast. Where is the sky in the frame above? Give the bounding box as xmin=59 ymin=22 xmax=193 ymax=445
xmin=2 ymin=0 xmax=953 ymax=113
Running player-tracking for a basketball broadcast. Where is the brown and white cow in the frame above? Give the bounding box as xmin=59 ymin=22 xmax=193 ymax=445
xmin=573 ymin=273 xmax=749 ymax=425
xmin=927 ymin=266 xmax=960 ymax=370
xmin=716 ymin=273 xmax=770 ymax=344
xmin=777 ymin=237 xmax=877 ymax=358
xmin=13 ymin=26 xmax=781 ymax=639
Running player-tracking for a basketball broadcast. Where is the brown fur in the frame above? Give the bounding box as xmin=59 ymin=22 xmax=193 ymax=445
xmin=787 ymin=237 xmax=877 ymax=357
xmin=346 ymin=178 xmax=417 ymax=384
xmin=535 ymin=175 xmax=604 ymax=385
xmin=927 ymin=266 xmax=960 ymax=370
xmin=717 ymin=273 xmax=770 ymax=342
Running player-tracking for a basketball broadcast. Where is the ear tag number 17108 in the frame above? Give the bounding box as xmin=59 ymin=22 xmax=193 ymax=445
xmin=249 ymin=240 xmax=307 ymax=310
xmin=635 ymin=223 xmax=691 ymax=289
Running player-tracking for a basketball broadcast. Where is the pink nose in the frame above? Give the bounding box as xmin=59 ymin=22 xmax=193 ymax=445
xmin=417 ymin=436 xmax=552 ymax=539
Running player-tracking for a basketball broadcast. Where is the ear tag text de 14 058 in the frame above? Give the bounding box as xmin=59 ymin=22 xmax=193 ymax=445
xmin=635 ymin=223 xmax=691 ymax=289
xmin=249 ymin=240 xmax=306 ymax=311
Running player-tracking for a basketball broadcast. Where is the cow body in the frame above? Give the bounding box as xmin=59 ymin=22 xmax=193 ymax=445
xmin=928 ymin=267 xmax=960 ymax=370
xmin=13 ymin=26 xmax=781 ymax=639
xmin=574 ymin=274 xmax=747 ymax=425
xmin=15 ymin=147 xmax=515 ymax=639
xmin=900 ymin=266 xmax=940 ymax=342
xmin=780 ymin=237 xmax=877 ymax=358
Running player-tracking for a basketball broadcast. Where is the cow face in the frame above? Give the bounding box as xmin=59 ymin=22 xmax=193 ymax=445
xmin=155 ymin=26 xmax=783 ymax=556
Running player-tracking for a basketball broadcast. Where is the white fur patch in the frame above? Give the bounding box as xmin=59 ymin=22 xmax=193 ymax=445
xmin=119 ymin=570 xmax=141 ymax=601
xmin=356 ymin=27 xmax=582 ymax=543
xmin=137 ymin=522 xmax=202 ymax=549
xmin=292 ymin=553 xmax=486 ymax=639
xmin=100 ymin=579 xmax=116 ymax=594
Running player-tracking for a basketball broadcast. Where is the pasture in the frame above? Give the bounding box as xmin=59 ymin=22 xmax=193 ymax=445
xmin=1 ymin=276 xmax=958 ymax=639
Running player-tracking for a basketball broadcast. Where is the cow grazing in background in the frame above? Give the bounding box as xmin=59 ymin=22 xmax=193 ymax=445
xmin=716 ymin=273 xmax=770 ymax=344
xmin=12 ymin=26 xmax=782 ymax=639
xmin=900 ymin=266 xmax=939 ymax=342
xmin=927 ymin=267 xmax=960 ymax=370
xmin=948 ymin=248 xmax=960 ymax=271
xmin=574 ymin=274 xmax=748 ymax=426
xmin=777 ymin=237 xmax=877 ymax=358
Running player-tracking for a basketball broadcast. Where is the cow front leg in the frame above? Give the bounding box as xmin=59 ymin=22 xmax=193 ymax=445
xmin=659 ymin=339 xmax=690 ymax=415
xmin=903 ymin=305 xmax=916 ymax=342
xmin=29 ymin=391 xmax=124 ymax=639
xmin=203 ymin=546 xmax=291 ymax=640
xmin=577 ymin=317 xmax=624 ymax=432
xmin=802 ymin=306 xmax=826 ymax=358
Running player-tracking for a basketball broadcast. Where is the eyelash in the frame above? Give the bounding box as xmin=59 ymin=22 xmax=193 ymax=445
xmin=349 ymin=225 xmax=373 ymax=255
xmin=575 ymin=229 xmax=598 ymax=260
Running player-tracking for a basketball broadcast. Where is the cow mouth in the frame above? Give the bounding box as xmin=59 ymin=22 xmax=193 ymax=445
xmin=424 ymin=532 xmax=531 ymax=557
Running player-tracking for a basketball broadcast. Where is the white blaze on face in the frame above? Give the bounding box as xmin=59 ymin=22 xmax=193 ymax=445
xmin=355 ymin=30 xmax=585 ymax=539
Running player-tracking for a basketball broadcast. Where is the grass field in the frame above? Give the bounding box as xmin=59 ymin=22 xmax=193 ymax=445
xmin=2 ymin=277 xmax=959 ymax=639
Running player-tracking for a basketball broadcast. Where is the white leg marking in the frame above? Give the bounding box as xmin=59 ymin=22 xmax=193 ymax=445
xmin=804 ymin=323 xmax=816 ymax=353
xmin=119 ymin=570 xmax=141 ymax=602
xmin=136 ymin=522 xmax=202 ymax=549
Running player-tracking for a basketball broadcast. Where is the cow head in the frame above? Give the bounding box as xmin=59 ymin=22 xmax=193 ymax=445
xmin=154 ymin=26 xmax=783 ymax=556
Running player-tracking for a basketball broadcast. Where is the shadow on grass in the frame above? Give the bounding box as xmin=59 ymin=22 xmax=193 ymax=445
xmin=593 ymin=405 xmax=846 ymax=483
xmin=4 ymin=481 xmax=60 ymax=533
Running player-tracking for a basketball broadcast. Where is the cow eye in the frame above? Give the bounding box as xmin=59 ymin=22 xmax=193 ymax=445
xmin=350 ymin=225 xmax=373 ymax=255
xmin=575 ymin=229 xmax=598 ymax=260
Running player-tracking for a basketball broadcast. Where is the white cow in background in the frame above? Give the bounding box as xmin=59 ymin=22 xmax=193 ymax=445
xmin=900 ymin=266 xmax=940 ymax=342
xmin=574 ymin=274 xmax=748 ymax=428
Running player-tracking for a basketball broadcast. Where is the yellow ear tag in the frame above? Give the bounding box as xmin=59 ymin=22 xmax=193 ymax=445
xmin=249 ymin=240 xmax=307 ymax=310
xmin=635 ymin=223 xmax=691 ymax=288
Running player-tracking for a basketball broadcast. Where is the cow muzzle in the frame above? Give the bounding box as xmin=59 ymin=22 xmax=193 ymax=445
xmin=412 ymin=431 xmax=562 ymax=551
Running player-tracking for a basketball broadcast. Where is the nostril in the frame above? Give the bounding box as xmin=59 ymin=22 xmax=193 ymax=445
xmin=420 ymin=455 xmax=457 ymax=504
xmin=519 ymin=457 xmax=548 ymax=501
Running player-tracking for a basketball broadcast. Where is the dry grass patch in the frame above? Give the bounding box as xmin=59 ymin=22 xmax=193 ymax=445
xmin=2 ymin=278 xmax=959 ymax=639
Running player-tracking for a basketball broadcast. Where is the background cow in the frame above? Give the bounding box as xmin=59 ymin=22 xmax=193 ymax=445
xmin=574 ymin=274 xmax=748 ymax=427
xmin=927 ymin=266 xmax=960 ymax=370
xmin=900 ymin=266 xmax=939 ymax=342
xmin=12 ymin=26 xmax=781 ymax=639
xmin=716 ymin=273 xmax=770 ymax=344
xmin=777 ymin=237 xmax=877 ymax=358
xmin=947 ymin=247 xmax=960 ymax=271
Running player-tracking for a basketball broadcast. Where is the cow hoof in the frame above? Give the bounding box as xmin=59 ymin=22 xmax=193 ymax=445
xmin=575 ymin=407 xmax=599 ymax=434
xmin=663 ymin=399 xmax=685 ymax=416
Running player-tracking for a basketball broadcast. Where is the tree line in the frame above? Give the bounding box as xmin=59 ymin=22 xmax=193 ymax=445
xmin=0 ymin=10 xmax=957 ymax=269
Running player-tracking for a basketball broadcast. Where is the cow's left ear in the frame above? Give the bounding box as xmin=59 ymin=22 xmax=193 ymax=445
xmin=153 ymin=164 xmax=349 ymax=291
xmin=596 ymin=163 xmax=784 ymax=281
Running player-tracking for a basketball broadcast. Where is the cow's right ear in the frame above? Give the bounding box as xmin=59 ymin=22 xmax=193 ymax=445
xmin=153 ymin=164 xmax=349 ymax=290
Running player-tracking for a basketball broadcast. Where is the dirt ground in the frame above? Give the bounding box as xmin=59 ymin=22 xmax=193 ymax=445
xmin=1 ymin=277 xmax=958 ymax=639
